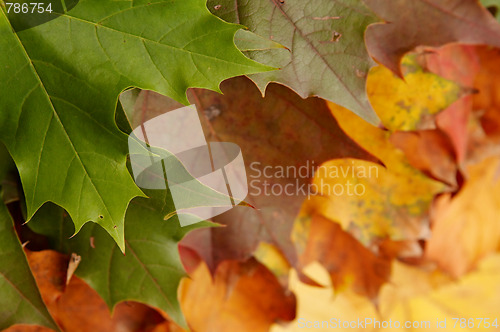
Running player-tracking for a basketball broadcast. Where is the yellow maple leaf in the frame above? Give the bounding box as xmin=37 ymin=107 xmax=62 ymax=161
xmin=368 ymin=54 xmax=463 ymax=131
xmin=307 ymin=100 xmax=446 ymax=245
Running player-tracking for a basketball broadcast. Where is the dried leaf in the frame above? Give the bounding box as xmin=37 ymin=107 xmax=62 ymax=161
xmin=270 ymin=263 xmax=379 ymax=332
xmin=367 ymin=55 xmax=462 ymax=131
xmin=421 ymin=44 xmax=481 ymax=162
xmin=379 ymin=255 xmax=500 ymax=326
xmin=426 ymin=156 xmax=500 ymax=278
xmin=390 ymin=130 xmax=457 ymax=186
xmin=179 ymin=259 xmax=296 ymax=332
xmin=127 ymin=76 xmax=376 ymax=273
xmin=66 ymin=253 xmax=81 ymax=286
xmin=24 ymin=250 xmax=166 ymax=332
xmin=473 ymin=47 xmax=500 ymax=142
xmin=310 ymin=102 xmax=446 ymax=244
xmin=207 ymin=0 xmax=380 ymax=124
xmin=292 ymin=213 xmax=390 ymax=298
xmin=365 ymin=0 xmax=500 ymax=76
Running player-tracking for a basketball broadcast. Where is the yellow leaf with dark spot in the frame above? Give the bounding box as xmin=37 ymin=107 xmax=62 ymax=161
xmin=310 ymin=102 xmax=446 ymax=244
xmin=368 ymin=55 xmax=463 ymax=131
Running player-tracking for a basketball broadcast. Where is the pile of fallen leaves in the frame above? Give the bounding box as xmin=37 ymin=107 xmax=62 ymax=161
xmin=8 ymin=44 xmax=500 ymax=332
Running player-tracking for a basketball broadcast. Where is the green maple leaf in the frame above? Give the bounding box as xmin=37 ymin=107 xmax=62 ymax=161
xmin=207 ymin=0 xmax=380 ymax=124
xmin=0 ymin=0 xmax=272 ymax=251
xmin=29 ymin=190 xmax=214 ymax=328
xmin=0 ymin=201 xmax=58 ymax=331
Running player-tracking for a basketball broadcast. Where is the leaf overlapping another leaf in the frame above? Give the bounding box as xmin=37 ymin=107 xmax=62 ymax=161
xmin=0 ymin=0 xmax=272 ymax=251
xmin=481 ymin=0 xmax=500 ymax=22
xmin=364 ymin=0 xmax=500 ymax=76
xmin=367 ymin=55 xmax=463 ymax=131
xmin=125 ymin=77 xmax=377 ymax=273
xmin=308 ymin=100 xmax=446 ymax=246
xmin=426 ymin=156 xmax=500 ymax=278
xmin=0 ymin=202 xmax=57 ymax=331
xmin=4 ymin=249 xmax=171 ymax=332
xmin=208 ymin=0 xmax=380 ymax=124
xmin=179 ymin=258 xmax=296 ymax=332
xmin=28 ymin=188 xmax=213 ymax=328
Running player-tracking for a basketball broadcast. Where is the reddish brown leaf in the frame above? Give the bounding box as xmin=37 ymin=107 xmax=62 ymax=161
xmin=435 ymin=96 xmax=474 ymax=163
xmin=421 ymin=44 xmax=480 ymax=86
xmin=473 ymin=46 xmax=500 ymax=141
xmin=447 ymin=46 xmax=500 ymax=167
xmin=420 ymin=44 xmax=481 ymax=162
xmin=365 ymin=0 xmax=500 ymax=76
xmin=127 ymin=76 xmax=376 ymax=273
xmin=20 ymin=250 xmax=166 ymax=332
xmin=390 ymin=129 xmax=457 ymax=186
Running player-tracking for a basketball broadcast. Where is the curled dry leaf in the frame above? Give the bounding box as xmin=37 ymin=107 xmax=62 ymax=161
xmin=422 ymin=45 xmax=500 ymax=168
xmin=473 ymin=47 xmax=500 ymax=144
xmin=66 ymin=253 xmax=81 ymax=286
xmin=390 ymin=130 xmax=457 ymax=187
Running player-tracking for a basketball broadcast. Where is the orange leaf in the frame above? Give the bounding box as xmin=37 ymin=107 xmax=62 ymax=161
xmin=179 ymin=258 xmax=296 ymax=332
xmin=379 ymin=255 xmax=500 ymax=327
xmin=293 ymin=213 xmax=390 ymax=299
xmin=390 ymin=130 xmax=457 ymax=186
xmin=426 ymin=156 xmax=500 ymax=278
xmin=474 ymin=47 xmax=500 ymax=141
xmin=13 ymin=250 xmax=166 ymax=332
